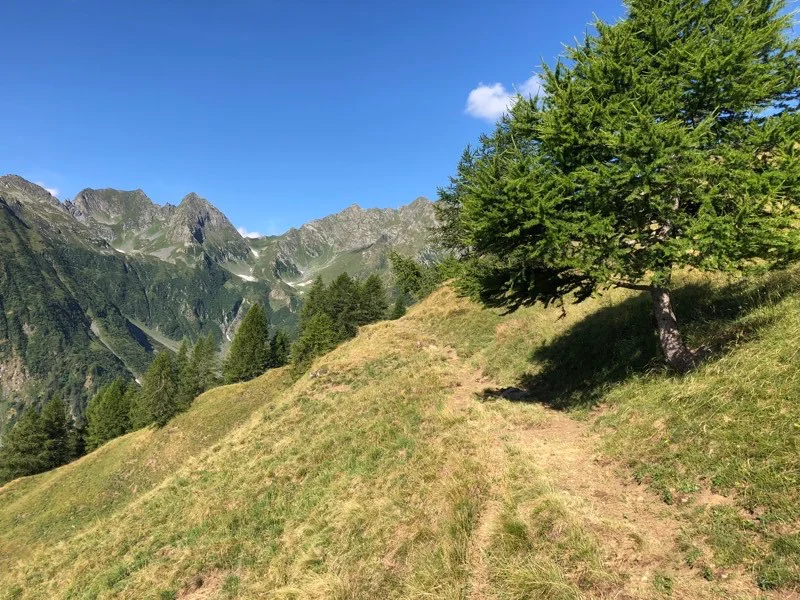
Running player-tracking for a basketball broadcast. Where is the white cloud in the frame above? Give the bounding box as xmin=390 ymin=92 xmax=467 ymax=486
xmin=465 ymin=75 xmax=543 ymax=122
xmin=237 ymin=226 xmax=262 ymax=239
xmin=35 ymin=182 xmax=59 ymax=198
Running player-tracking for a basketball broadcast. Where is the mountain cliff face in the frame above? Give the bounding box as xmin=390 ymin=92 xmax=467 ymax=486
xmin=0 ymin=175 xmax=436 ymax=430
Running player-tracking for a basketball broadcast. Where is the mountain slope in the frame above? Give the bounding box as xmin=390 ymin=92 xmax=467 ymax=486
xmin=0 ymin=176 xmax=436 ymax=428
xmin=2 ymin=271 xmax=797 ymax=598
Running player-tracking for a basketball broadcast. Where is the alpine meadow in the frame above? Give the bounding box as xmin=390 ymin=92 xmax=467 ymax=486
xmin=1 ymin=1 xmax=800 ymax=599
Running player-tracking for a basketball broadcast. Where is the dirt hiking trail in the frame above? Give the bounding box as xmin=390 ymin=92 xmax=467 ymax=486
xmin=437 ymin=345 xmax=785 ymax=600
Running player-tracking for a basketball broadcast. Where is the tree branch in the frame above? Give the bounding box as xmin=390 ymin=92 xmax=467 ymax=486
xmin=613 ymin=281 xmax=652 ymax=291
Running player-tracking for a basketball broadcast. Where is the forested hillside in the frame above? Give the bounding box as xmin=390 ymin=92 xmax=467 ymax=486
xmin=0 ymin=176 xmax=436 ymax=431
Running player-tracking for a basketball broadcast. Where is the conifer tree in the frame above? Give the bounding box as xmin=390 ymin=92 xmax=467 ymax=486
xmin=358 ymin=274 xmax=389 ymax=324
xmin=40 ymin=396 xmax=71 ymax=469
xmin=85 ymin=378 xmax=132 ymax=450
xmin=269 ymin=329 xmax=291 ymax=368
xmin=67 ymin=419 xmax=86 ymax=461
xmin=194 ymin=333 xmax=219 ymax=391
xmin=440 ymin=0 xmax=800 ymax=372
xmin=389 ymin=252 xmax=445 ymax=301
xmin=0 ymin=409 xmax=49 ymax=483
xmin=175 ymin=340 xmax=198 ymax=409
xmin=326 ymin=273 xmax=361 ymax=340
xmin=143 ymin=351 xmax=179 ymax=428
xmin=223 ymin=303 xmax=271 ymax=383
xmin=291 ymin=312 xmax=337 ymax=372
xmin=128 ymin=386 xmax=152 ymax=431
xmin=299 ymin=276 xmax=328 ymax=328
xmin=390 ymin=296 xmax=407 ymax=320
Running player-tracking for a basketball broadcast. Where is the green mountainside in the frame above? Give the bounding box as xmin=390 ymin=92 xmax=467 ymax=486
xmin=0 ymin=176 xmax=436 ymax=430
xmin=1 ymin=273 xmax=798 ymax=598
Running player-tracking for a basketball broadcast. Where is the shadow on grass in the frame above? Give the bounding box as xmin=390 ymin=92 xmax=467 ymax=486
xmin=488 ymin=269 xmax=800 ymax=411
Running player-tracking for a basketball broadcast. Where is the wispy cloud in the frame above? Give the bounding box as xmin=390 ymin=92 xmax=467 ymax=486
xmin=465 ymin=75 xmax=543 ymax=122
xmin=237 ymin=226 xmax=262 ymax=239
xmin=34 ymin=182 xmax=60 ymax=198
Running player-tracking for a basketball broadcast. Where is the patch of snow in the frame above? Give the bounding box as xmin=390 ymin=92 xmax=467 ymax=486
xmin=235 ymin=273 xmax=258 ymax=282
xmin=251 ymin=248 xmax=260 ymax=258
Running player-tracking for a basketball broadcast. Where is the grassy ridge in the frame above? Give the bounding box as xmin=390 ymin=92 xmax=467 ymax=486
xmin=1 ymin=269 xmax=799 ymax=597
xmin=0 ymin=369 xmax=292 ymax=572
xmin=0 ymin=300 xmax=622 ymax=599
xmin=415 ymin=273 xmax=800 ymax=589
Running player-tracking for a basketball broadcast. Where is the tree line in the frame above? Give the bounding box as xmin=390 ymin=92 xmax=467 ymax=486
xmin=0 ymin=334 xmax=222 ymax=482
xmin=0 ymin=273 xmax=398 ymax=483
xmin=291 ymin=272 xmax=390 ymax=372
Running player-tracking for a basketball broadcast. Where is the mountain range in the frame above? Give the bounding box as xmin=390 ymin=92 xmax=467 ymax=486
xmin=0 ymin=175 xmax=436 ymax=429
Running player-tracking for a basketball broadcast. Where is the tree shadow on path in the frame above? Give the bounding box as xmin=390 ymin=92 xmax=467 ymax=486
xmin=485 ymin=269 xmax=800 ymax=411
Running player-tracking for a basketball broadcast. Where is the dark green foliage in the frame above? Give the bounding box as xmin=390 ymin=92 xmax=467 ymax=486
xmin=291 ymin=313 xmax=337 ymax=373
xmin=176 ymin=335 xmax=219 ymax=409
xmin=303 ymin=273 xmax=390 ymax=337
xmin=223 ymin=304 xmax=270 ymax=384
xmin=0 ymin=395 xmax=78 ymax=482
xmin=390 ymin=296 xmax=407 ymax=320
xmin=175 ymin=341 xmax=195 ymax=410
xmin=192 ymin=334 xmax=219 ymax=392
xmin=142 ymin=352 xmax=179 ymax=428
xmin=290 ymin=272 xmax=390 ymax=373
xmin=326 ymin=273 xmax=362 ymax=339
xmin=439 ymin=0 xmax=800 ymax=370
xmin=128 ymin=388 xmax=152 ymax=431
xmin=268 ymin=330 xmax=291 ymax=368
xmin=389 ymin=252 xmax=459 ymax=303
xmin=40 ymin=396 xmax=71 ymax=469
xmin=85 ymin=378 xmax=133 ymax=450
xmin=299 ymin=276 xmax=328 ymax=329
xmin=0 ymin=409 xmax=49 ymax=483
xmin=67 ymin=419 xmax=86 ymax=461
xmin=358 ymin=274 xmax=389 ymax=324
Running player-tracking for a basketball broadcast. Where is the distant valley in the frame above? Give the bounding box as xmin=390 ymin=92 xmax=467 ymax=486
xmin=0 ymin=175 xmax=436 ymax=428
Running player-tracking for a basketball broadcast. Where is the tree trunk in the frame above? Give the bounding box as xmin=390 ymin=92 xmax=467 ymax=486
xmin=650 ymin=286 xmax=696 ymax=373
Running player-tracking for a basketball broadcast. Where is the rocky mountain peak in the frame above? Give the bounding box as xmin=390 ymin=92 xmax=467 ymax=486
xmin=0 ymin=175 xmax=63 ymax=208
xmin=71 ymin=187 xmax=160 ymax=229
xmin=168 ymin=192 xmax=251 ymax=262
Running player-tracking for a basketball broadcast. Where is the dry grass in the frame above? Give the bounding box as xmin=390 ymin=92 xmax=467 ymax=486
xmin=2 ymin=269 xmax=799 ymax=598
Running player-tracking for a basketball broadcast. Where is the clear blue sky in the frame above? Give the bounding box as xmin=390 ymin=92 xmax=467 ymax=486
xmin=1 ymin=0 xmax=623 ymax=235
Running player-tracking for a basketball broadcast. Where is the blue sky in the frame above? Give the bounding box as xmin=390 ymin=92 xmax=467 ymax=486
xmin=1 ymin=0 xmax=623 ymax=235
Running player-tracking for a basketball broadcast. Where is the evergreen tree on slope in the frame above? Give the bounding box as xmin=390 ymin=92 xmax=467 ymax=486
xmin=440 ymin=0 xmax=800 ymax=371
xmin=223 ymin=303 xmax=271 ymax=383
xmin=85 ymin=378 xmax=132 ymax=450
xmin=40 ymin=395 xmax=71 ymax=469
xmin=0 ymin=409 xmax=49 ymax=482
xmin=143 ymin=351 xmax=179 ymax=428
xmin=358 ymin=274 xmax=389 ymax=324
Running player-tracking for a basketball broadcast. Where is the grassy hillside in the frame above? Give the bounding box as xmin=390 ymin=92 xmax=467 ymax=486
xmin=1 ymin=270 xmax=798 ymax=598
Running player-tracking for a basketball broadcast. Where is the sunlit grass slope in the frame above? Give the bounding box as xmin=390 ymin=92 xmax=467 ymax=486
xmin=0 ymin=369 xmax=293 ymax=573
xmin=417 ymin=271 xmax=800 ymax=590
xmin=1 ymin=268 xmax=799 ymax=597
xmin=0 ymin=304 xmax=622 ymax=599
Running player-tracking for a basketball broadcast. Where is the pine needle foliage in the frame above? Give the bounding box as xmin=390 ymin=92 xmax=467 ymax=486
xmin=223 ymin=303 xmax=271 ymax=384
xmin=0 ymin=409 xmax=49 ymax=483
xmin=85 ymin=378 xmax=133 ymax=450
xmin=438 ymin=0 xmax=800 ymax=371
xmin=291 ymin=272 xmax=391 ymax=372
xmin=141 ymin=352 xmax=179 ymax=428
